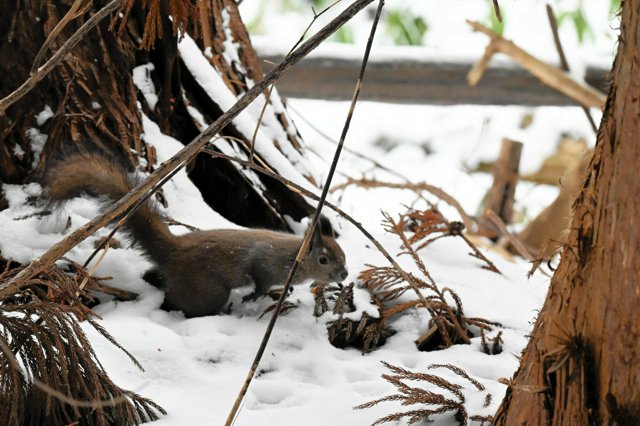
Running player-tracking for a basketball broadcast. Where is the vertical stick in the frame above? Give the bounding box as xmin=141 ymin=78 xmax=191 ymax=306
xmin=545 ymin=3 xmax=598 ymax=133
xmin=224 ymin=1 xmax=386 ymax=424
xmin=482 ymin=138 xmax=522 ymax=235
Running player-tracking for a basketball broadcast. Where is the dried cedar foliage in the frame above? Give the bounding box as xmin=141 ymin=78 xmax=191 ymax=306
xmin=258 ymin=287 xmax=298 ymax=319
xmin=360 ymin=209 xmax=499 ymax=351
xmin=480 ymin=330 xmax=503 ymax=355
xmin=315 ymin=283 xmax=393 ymax=353
xmin=355 ymin=361 xmax=493 ymax=425
xmin=403 ymin=208 xmax=500 ymax=274
xmin=112 ymin=0 xmax=200 ymax=49
xmin=0 ymin=261 xmax=165 ymax=426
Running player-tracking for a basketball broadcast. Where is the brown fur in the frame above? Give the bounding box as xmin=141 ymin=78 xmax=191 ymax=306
xmin=45 ymin=154 xmax=348 ymax=317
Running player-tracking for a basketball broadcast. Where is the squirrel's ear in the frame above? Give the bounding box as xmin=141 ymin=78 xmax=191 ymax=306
xmin=318 ymin=216 xmax=335 ymax=237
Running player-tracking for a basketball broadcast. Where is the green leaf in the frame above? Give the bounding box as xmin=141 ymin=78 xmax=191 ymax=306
xmin=385 ymin=9 xmax=428 ymax=46
xmin=333 ymin=25 xmax=354 ymax=44
xmin=609 ymin=0 xmax=621 ymax=17
xmin=486 ymin=0 xmax=505 ymax=36
xmin=308 ymin=0 xmax=327 ymax=8
xmin=557 ymin=8 xmax=593 ymax=44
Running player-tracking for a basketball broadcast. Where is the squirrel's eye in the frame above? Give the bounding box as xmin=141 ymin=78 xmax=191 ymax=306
xmin=319 ymin=256 xmax=329 ymax=265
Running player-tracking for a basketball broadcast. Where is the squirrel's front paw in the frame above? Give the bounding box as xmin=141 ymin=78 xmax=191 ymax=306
xmin=242 ymin=291 xmax=262 ymax=302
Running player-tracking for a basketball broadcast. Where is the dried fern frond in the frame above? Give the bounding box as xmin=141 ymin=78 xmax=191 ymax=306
xmin=405 ymin=208 xmax=450 ymax=248
xmin=359 ymin=266 xmax=431 ymax=301
xmin=0 ymin=263 xmax=165 ymax=426
xmin=311 ymin=282 xmax=330 ymax=317
xmin=361 ymin=262 xmax=473 ymax=351
xmin=480 ymin=330 xmax=504 ymax=355
xmin=355 ymin=361 xmax=494 ymax=425
xmin=112 ymin=0 xmax=200 ymax=49
xmin=427 ymin=364 xmax=485 ymax=391
xmin=358 ymin=205 xmax=501 ymax=352
xmin=333 ymin=282 xmax=356 ymax=315
xmin=381 ymin=362 xmax=465 ymax=400
xmin=397 ymin=206 xmax=501 ymax=273
xmin=259 ymin=299 xmax=297 ymax=319
xmin=322 ymin=284 xmax=393 ymax=353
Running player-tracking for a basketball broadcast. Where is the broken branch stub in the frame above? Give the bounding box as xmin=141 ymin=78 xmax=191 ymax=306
xmin=467 ymin=20 xmax=606 ymax=109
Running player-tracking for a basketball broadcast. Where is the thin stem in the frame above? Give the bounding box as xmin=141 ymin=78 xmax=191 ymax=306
xmin=248 ymin=0 xmax=343 ymax=162
xmin=30 ymin=0 xmax=93 ymax=73
xmin=332 ymin=178 xmax=475 ymax=232
xmin=287 ymin=103 xmax=408 ymax=179
xmin=202 ymin=146 xmax=431 ymax=315
xmin=492 ymin=0 xmax=503 ymax=23
xmin=225 ymin=1 xmax=385 ymax=424
xmin=545 ymin=3 xmax=598 ymax=133
xmin=1 ymin=0 xmax=377 ymax=296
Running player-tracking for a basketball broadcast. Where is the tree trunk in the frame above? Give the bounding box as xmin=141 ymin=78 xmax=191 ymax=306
xmin=493 ymin=1 xmax=640 ymax=424
xmin=0 ymin=0 xmax=315 ymax=230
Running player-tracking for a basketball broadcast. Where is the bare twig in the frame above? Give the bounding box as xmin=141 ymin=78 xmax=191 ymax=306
xmin=485 ymin=209 xmax=534 ymax=260
xmin=287 ymin=103 xmax=410 ymax=182
xmin=249 ymin=84 xmax=276 ymax=163
xmin=203 ymin=146 xmax=433 ymax=319
xmin=249 ymin=0 xmax=342 ymax=162
xmin=1 ymin=0 xmax=377 ymax=295
xmin=545 ymin=4 xmax=598 ymax=133
xmin=76 ymin=241 xmax=110 ymax=297
xmin=545 ymin=4 xmax=569 ymax=71
xmin=493 ymin=0 xmax=502 ymax=23
xmin=30 ymin=0 xmax=93 ymax=73
xmin=332 ymin=178 xmax=474 ymax=231
xmin=85 ymin=279 xmax=138 ymax=301
xmin=162 ymin=215 xmax=200 ymax=232
xmin=458 ymin=232 xmax=501 ymax=274
xmin=466 ymin=20 xmax=606 ymax=109
xmin=492 ymin=0 xmax=503 ymax=23
xmin=0 ymin=0 xmax=121 ymax=116
xmin=416 ymin=204 xmax=500 ymax=274
xmin=225 ymin=3 xmax=384 ymax=423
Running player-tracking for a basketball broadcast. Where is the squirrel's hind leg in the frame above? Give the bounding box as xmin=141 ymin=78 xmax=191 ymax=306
xmin=143 ymin=268 xmax=165 ymax=288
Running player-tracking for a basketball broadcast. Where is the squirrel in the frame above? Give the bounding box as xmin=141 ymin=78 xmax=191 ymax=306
xmin=44 ymin=153 xmax=348 ymax=317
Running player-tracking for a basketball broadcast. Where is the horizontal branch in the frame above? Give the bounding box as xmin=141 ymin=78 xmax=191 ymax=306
xmin=258 ymin=54 xmax=609 ymax=106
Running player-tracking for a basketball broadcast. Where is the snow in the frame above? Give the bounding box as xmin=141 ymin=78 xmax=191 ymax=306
xmin=177 ymin=34 xmax=317 ymax=192
xmin=35 ymin=105 xmax=53 ymax=126
xmin=240 ymin=0 xmax=617 ymax=67
xmin=0 ymin=0 xmax=615 ymax=424
xmin=133 ymin=64 xmax=159 ymax=111
xmin=1 ymin=99 xmax=577 ymax=425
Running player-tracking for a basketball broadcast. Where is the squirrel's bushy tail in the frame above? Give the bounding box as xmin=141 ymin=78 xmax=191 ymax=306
xmin=45 ymin=153 xmax=176 ymax=264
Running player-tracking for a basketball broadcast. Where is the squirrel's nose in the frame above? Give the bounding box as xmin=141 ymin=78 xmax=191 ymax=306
xmin=340 ymin=270 xmax=348 ymax=280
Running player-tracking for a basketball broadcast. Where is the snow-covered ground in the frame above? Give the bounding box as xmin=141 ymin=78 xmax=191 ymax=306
xmin=0 ymin=0 xmax=616 ymax=424
xmin=0 ymin=101 xmax=596 ymax=424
